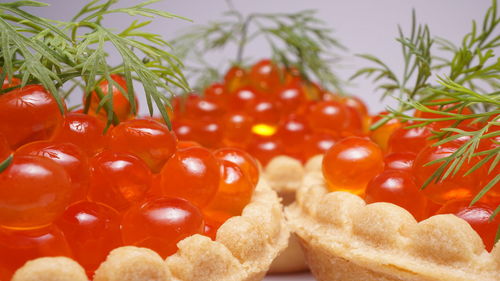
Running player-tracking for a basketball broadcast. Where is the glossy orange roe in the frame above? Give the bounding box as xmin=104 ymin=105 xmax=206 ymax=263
xmin=277 ymin=115 xmax=310 ymax=161
xmin=52 ymin=113 xmax=107 ymax=157
xmin=248 ymin=59 xmax=280 ymax=92
xmin=195 ymin=119 xmax=223 ymax=148
xmin=16 ymin=141 xmax=90 ymax=204
xmin=0 ymin=225 xmax=72 ymax=281
xmin=160 ymin=146 xmax=220 ymax=208
xmin=56 ymin=201 xmax=121 ymax=276
xmin=388 ymin=124 xmax=433 ymax=154
xmin=107 ymin=118 xmax=177 ymax=173
xmin=88 ymin=151 xmax=152 ymax=211
xmin=369 ymin=112 xmax=401 ymax=152
xmin=414 ymin=100 xmax=473 ymax=130
xmin=87 ymin=74 xmax=138 ymax=122
xmin=322 ymin=137 xmax=384 ymax=195
xmin=307 ymin=100 xmax=350 ymax=134
xmin=437 ymin=200 xmax=499 ymax=251
xmin=224 ymin=65 xmax=248 ymax=94
xmin=0 ymin=155 xmax=71 ymax=229
xmin=121 ymin=197 xmax=204 ymax=258
xmin=250 ymin=98 xmax=280 ymax=125
xmin=365 ymin=170 xmax=427 ymax=221
xmin=204 ymin=83 xmax=227 ymax=107
xmin=0 ymin=85 xmax=64 ymax=149
xmin=414 ymin=142 xmax=485 ymax=204
xmin=247 ymin=136 xmax=284 ymax=166
xmin=221 ymin=112 xmax=254 ymax=148
xmin=0 ymin=133 xmax=11 ymax=162
xmin=384 ymin=152 xmax=416 ymax=173
xmin=229 ymin=86 xmax=262 ymax=111
xmin=274 ymin=82 xmax=306 ymax=115
xmin=213 ymin=148 xmax=260 ymax=186
xmin=303 ymin=132 xmax=338 ymax=160
xmin=204 ymin=160 xmax=255 ymax=223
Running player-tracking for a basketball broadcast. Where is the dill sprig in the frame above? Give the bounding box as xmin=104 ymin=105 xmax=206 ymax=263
xmin=0 ymin=0 xmax=190 ymax=128
xmin=351 ymin=10 xmax=433 ymax=103
xmin=352 ymin=0 xmax=499 ymax=239
xmin=172 ymin=8 xmax=346 ymax=93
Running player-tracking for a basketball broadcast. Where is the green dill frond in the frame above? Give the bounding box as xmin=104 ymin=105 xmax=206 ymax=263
xmin=0 ymin=0 xmax=190 ymax=129
xmin=172 ymin=8 xmax=346 ymax=93
xmin=353 ymin=0 xmax=500 ymax=240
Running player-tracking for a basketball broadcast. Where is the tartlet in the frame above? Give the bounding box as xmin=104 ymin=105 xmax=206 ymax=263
xmin=263 ymin=155 xmax=322 ymax=273
xmin=11 ymin=179 xmax=289 ymax=281
xmin=286 ymin=167 xmax=500 ymax=281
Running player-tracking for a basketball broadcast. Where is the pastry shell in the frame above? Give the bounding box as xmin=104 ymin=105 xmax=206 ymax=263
xmin=286 ymin=169 xmax=500 ymax=281
xmin=263 ymin=155 xmax=322 ymax=273
xmin=11 ymin=179 xmax=289 ymax=281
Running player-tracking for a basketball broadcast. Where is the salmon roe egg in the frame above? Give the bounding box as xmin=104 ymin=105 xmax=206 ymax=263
xmin=88 ymin=151 xmax=152 ymax=211
xmin=414 ymin=100 xmax=473 ymax=130
xmin=0 ymin=133 xmax=11 ymax=162
xmin=204 ymin=160 xmax=255 ymax=221
xmin=414 ymin=142 xmax=485 ymax=204
xmin=302 ymin=132 xmax=338 ymax=160
xmin=0 ymin=225 xmax=72 ymax=281
xmin=322 ymin=137 xmax=384 ymax=195
xmin=213 ymin=148 xmax=260 ymax=186
xmin=172 ymin=118 xmax=198 ymax=142
xmin=121 ymin=197 xmax=204 ymax=258
xmin=204 ymin=83 xmax=226 ymax=106
xmin=437 ymin=200 xmax=499 ymax=251
xmin=248 ymin=59 xmax=280 ymax=92
xmin=52 ymin=113 xmax=107 ymax=157
xmin=56 ymin=201 xmax=121 ymax=276
xmin=107 ymin=118 xmax=177 ymax=173
xmin=203 ymin=216 xmax=223 ymax=241
xmin=160 ymin=146 xmax=220 ymax=208
xmin=250 ymin=98 xmax=280 ymax=125
xmin=365 ymin=170 xmax=427 ymax=221
xmin=369 ymin=112 xmax=401 ymax=152
xmin=2 ymin=77 xmax=20 ymax=89
xmin=16 ymin=141 xmax=90 ymax=204
xmin=275 ymin=82 xmax=306 ymax=115
xmin=224 ymin=65 xmax=248 ymax=94
xmin=87 ymin=74 xmax=138 ymax=122
xmin=247 ymin=136 xmax=284 ymax=166
xmin=221 ymin=112 xmax=254 ymax=148
xmin=277 ymin=115 xmax=311 ymax=161
xmin=195 ymin=119 xmax=223 ymax=148
xmin=338 ymin=96 xmax=369 ymax=133
xmin=307 ymin=100 xmax=350 ymax=134
xmin=0 ymin=85 xmax=64 ymax=149
xmin=230 ymin=86 xmax=262 ymax=111
xmin=384 ymin=152 xmax=416 ymax=172
xmin=387 ymin=124 xmax=433 ymax=154
xmin=183 ymin=96 xmax=225 ymax=119
xmin=0 ymin=155 xmax=71 ymax=229
xmin=177 ymin=141 xmax=202 ymax=150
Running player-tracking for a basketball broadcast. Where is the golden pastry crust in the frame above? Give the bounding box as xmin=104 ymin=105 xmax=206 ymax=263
xmin=94 ymin=247 xmax=171 ymax=281
xmin=286 ymin=171 xmax=500 ymax=281
xmin=263 ymin=156 xmax=305 ymax=195
xmin=263 ymin=155 xmax=323 ymax=273
xmin=12 ymin=179 xmax=289 ymax=281
xmin=266 ymin=234 xmax=307 ymax=273
xmin=11 ymin=257 xmax=88 ymax=281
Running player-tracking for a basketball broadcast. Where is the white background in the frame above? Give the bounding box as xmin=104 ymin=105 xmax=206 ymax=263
xmin=12 ymin=2 xmax=495 ymax=279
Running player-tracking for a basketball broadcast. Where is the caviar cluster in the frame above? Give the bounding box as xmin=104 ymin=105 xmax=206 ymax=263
xmin=322 ymin=107 xmax=499 ymax=251
xmin=0 ymin=76 xmax=259 ymax=279
xmin=170 ymin=59 xmax=370 ymax=166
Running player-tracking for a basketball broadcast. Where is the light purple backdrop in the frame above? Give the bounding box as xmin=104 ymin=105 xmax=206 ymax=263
xmin=23 ymin=0 xmax=492 ymax=114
